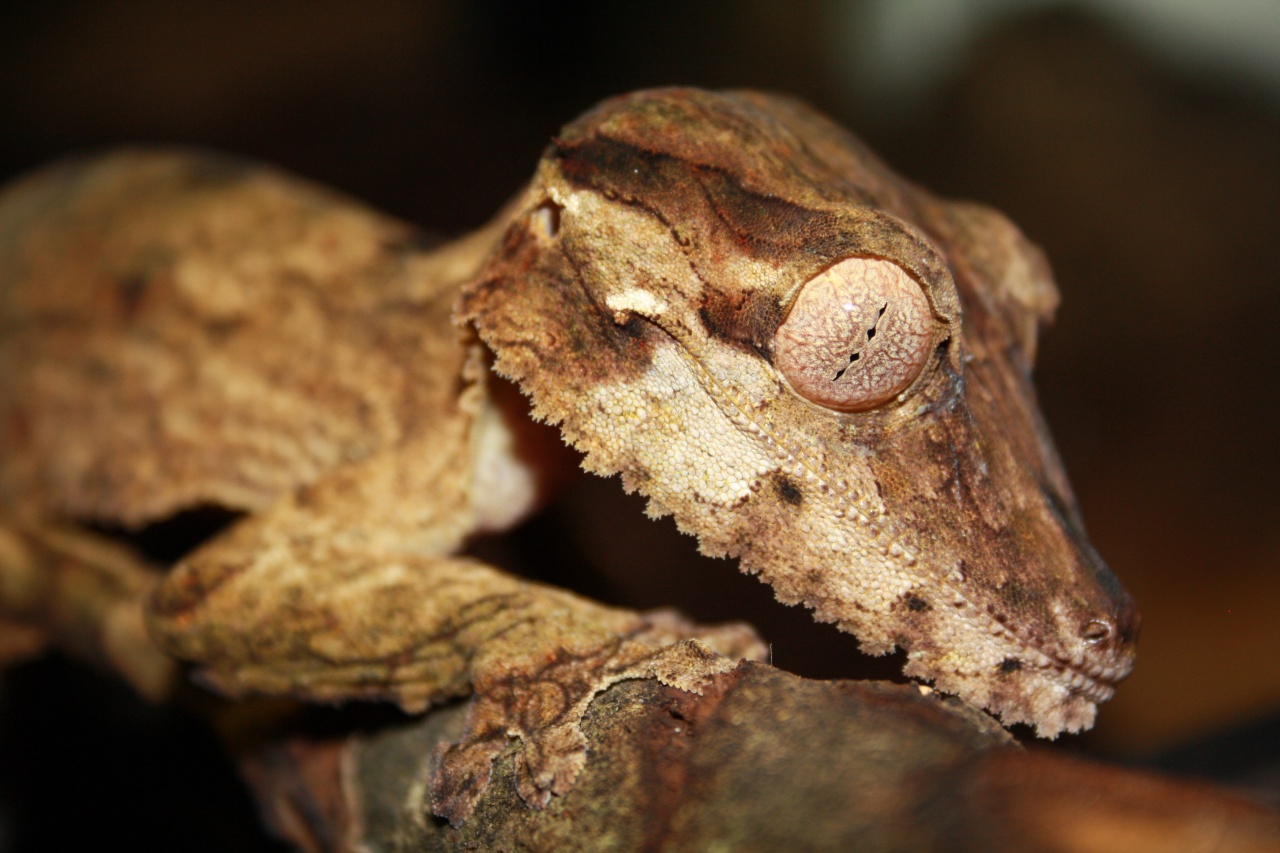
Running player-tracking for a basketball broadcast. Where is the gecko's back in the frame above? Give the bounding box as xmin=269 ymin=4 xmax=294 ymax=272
xmin=0 ymin=151 xmax=474 ymax=527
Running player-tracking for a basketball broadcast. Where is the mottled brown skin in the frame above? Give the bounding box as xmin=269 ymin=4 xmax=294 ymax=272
xmin=0 ymin=89 xmax=1136 ymax=824
xmin=464 ymin=89 xmax=1137 ymax=735
xmin=0 ymin=148 xmax=764 ymax=826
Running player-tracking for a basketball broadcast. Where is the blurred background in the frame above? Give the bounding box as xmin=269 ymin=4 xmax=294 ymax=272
xmin=0 ymin=1 xmax=1277 ymax=849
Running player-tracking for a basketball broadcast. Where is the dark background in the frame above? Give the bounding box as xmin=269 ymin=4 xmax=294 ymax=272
xmin=1 ymin=2 xmax=1278 ymax=849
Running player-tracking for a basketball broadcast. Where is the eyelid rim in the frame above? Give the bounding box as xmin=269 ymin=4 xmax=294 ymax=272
xmin=771 ymin=249 xmax=959 ymax=416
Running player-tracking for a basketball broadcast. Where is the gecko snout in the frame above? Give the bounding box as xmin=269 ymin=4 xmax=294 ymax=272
xmin=1068 ymin=589 xmax=1140 ymax=688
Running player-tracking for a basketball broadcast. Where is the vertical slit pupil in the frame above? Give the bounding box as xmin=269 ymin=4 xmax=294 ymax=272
xmin=867 ymin=303 xmax=887 ymax=340
xmin=833 ymin=303 xmax=889 ymax=382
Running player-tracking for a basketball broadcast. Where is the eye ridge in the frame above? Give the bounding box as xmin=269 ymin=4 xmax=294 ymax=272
xmin=832 ymin=302 xmax=888 ymax=382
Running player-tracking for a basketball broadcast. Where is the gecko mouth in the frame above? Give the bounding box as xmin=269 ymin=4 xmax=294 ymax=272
xmin=996 ymin=632 xmax=1125 ymax=705
xmin=920 ymin=557 xmax=1134 ymax=705
xmin=1046 ymin=647 xmax=1132 ymax=700
xmin=1049 ymin=663 xmax=1115 ymax=703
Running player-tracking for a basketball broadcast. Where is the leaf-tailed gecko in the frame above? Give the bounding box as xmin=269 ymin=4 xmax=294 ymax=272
xmin=0 ymin=88 xmax=1137 ymax=824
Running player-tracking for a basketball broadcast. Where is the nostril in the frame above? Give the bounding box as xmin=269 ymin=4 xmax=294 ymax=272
xmin=1081 ymin=620 xmax=1112 ymax=643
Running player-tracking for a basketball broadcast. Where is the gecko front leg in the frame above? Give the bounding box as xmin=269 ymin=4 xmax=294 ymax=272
xmin=0 ymin=149 xmax=764 ymax=826
xmin=142 ymin=352 xmax=763 ymax=825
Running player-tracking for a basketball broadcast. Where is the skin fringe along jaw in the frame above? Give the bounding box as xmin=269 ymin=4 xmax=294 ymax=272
xmin=461 ymin=87 xmax=1138 ymax=737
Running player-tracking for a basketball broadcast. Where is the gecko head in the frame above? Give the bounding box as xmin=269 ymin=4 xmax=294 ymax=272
xmin=459 ymin=88 xmax=1138 ymax=737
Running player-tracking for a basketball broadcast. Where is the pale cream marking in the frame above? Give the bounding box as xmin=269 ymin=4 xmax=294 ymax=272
xmin=468 ymin=393 xmax=542 ymax=533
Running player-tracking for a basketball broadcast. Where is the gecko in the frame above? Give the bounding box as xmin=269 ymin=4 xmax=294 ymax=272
xmin=0 ymin=88 xmax=1137 ymax=824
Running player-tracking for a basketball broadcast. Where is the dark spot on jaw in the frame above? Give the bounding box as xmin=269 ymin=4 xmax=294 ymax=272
xmin=773 ymin=474 xmax=803 ymax=507
xmin=998 ymin=658 xmax=1022 ymax=674
xmin=905 ymin=595 xmax=929 ymax=612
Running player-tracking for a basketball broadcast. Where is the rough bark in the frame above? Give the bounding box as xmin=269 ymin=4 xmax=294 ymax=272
xmin=242 ymin=663 xmax=1280 ymax=852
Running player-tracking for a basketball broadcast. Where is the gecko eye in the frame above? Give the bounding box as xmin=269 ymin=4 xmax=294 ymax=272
xmin=774 ymin=257 xmax=936 ymax=411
